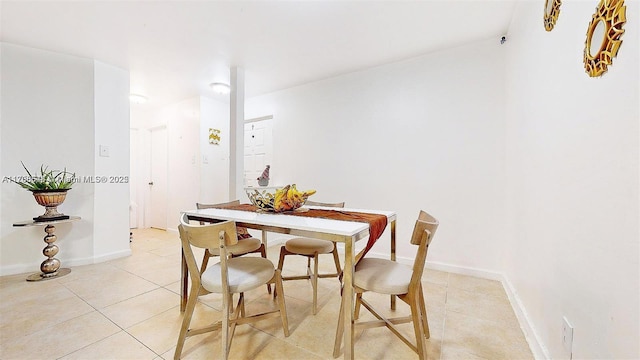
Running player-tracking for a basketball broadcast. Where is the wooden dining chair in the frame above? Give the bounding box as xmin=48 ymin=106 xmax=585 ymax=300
xmin=333 ymin=210 xmax=439 ymax=360
xmin=196 ymin=200 xmax=270 ymax=294
xmin=174 ymin=214 xmax=289 ymax=360
xmin=275 ymin=200 xmax=344 ymax=314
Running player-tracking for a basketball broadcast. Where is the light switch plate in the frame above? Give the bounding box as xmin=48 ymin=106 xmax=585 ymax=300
xmin=99 ymin=145 xmax=109 ymax=157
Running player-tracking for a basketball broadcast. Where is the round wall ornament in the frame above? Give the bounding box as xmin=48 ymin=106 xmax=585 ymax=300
xmin=583 ymin=0 xmax=626 ymax=77
xmin=544 ymin=0 xmax=562 ymax=31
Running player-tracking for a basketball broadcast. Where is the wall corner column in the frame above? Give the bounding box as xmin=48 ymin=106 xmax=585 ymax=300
xmin=229 ymin=67 xmax=245 ymax=200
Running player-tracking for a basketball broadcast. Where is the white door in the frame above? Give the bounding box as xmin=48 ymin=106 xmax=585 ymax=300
xmin=244 ymin=119 xmax=273 ymax=187
xmin=149 ymin=127 xmax=167 ymax=230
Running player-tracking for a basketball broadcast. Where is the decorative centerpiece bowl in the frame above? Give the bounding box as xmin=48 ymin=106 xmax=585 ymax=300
xmin=246 ymin=184 xmax=316 ymax=213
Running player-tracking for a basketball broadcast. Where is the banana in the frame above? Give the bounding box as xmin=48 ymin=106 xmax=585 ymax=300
xmin=273 ymin=185 xmax=289 ymax=212
xmin=302 ymin=189 xmax=316 ymax=197
xmin=287 ymin=184 xmax=302 ymax=207
xmin=271 ymin=184 xmax=317 ymax=212
xmin=286 ymin=186 xmax=296 ymax=210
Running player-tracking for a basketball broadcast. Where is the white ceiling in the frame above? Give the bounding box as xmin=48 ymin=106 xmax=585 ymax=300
xmin=1 ymin=1 xmax=517 ymax=109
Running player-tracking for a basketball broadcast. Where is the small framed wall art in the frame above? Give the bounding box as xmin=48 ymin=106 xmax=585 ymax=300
xmin=583 ymin=0 xmax=626 ymax=77
xmin=544 ymin=0 xmax=562 ymax=31
xmin=209 ymin=128 xmax=221 ymax=145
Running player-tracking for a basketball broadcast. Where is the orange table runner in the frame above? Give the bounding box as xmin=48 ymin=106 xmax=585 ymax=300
xmin=227 ymin=204 xmax=388 ymax=260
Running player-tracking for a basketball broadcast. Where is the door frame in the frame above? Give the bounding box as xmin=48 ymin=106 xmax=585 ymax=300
xmin=245 ymin=115 xmax=273 ymax=124
xmin=244 ymin=115 xmax=274 ymax=188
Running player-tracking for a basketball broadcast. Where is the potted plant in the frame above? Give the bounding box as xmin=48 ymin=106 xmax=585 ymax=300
xmin=11 ymin=162 xmax=76 ymax=221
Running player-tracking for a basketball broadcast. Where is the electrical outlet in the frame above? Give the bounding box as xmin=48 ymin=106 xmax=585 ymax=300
xmin=562 ymin=316 xmax=573 ymax=359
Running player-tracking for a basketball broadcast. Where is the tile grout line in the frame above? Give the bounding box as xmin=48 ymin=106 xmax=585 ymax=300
xmin=57 ymin=269 xmax=166 ymax=359
xmin=438 ymin=271 xmax=450 ymax=360
xmin=0 ymin=228 xmax=532 ymax=359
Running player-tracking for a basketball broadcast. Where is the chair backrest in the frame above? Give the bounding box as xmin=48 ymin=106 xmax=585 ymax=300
xmin=196 ymin=201 xmax=254 ymax=239
xmin=196 ymin=201 xmax=245 ymax=232
xmin=178 ymin=213 xmax=238 ymax=285
xmin=305 ymin=200 xmax=345 ymax=208
xmin=409 ymin=210 xmax=439 ymax=289
xmin=410 ymin=211 xmax=438 ymax=246
xmin=196 ymin=200 xmax=240 ymax=209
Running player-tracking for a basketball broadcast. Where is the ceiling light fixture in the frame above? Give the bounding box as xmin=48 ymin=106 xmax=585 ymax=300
xmin=129 ymin=94 xmax=148 ymax=104
xmin=210 ymin=82 xmax=231 ymax=94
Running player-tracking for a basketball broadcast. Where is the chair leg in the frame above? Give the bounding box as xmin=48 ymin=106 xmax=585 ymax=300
xmin=174 ymin=286 xmax=199 ymax=360
xmin=274 ymin=269 xmax=290 ymax=337
xmin=418 ymin=284 xmax=430 ymax=339
xmin=333 ymin=286 xmax=346 ymax=358
xmin=274 ymin=246 xmax=287 ymax=299
xmin=259 ymin=244 xmax=272 ymax=294
xmin=354 ymin=292 xmax=363 ymax=320
xmin=240 ymin=293 xmax=246 ymax=318
xmin=312 ymin=252 xmax=319 ymax=315
xmin=410 ymin=292 xmax=427 ymax=360
xmin=222 ymin=290 xmax=230 ymax=360
xmin=228 ymin=293 xmax=243 ymax=351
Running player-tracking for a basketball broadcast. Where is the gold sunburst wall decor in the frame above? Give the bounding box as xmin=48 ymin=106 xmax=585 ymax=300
xmin=584 ymin=0 xmax=626 ymax=77
xmin=544 ymin=0 xmax=562 ymax=31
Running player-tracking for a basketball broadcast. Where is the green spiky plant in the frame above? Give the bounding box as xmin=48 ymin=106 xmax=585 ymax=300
xmin=12 ymin=161 xmax=76 ymax=191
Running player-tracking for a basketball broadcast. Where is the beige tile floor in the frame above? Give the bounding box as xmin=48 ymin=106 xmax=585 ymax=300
xmin=0 ymin=228 xmax=533 ymax=359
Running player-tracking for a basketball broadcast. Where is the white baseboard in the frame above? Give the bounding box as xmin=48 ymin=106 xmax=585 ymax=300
xmin=501 ymin=275 xmax=550 ymax=360
xmin=0 ymin=249 xmax=132 ymax=277
xmin=423 ymin=259 xmax=504 ymax=281
xmin=426 ymin=260 xmax=548 ymax=360
xmin=63 ymin=249 xmax=132 ymax=267
xmin=0 ymin=263 xmax=42 ymax=277
xmin=91 ymin=249 xmax=132 ymax=263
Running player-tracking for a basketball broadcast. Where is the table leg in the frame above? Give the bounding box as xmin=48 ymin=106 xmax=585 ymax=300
xmin=390 ymin=219 xmax=396 ymax=310
xmin=180 ymin=248 xmax=188 ymax=312
xmin=343 ymin=237 xmax=355 ymax=360
xmin=27 ymin=224 xmax=71 ymax=281
xmin=261 ymin=230 xmax=272 ymax=294
xmin=261 ymin=230 xmax=268 ymax=254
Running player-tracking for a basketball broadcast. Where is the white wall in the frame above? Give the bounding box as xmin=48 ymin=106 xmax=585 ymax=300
xmin=93 ymin=60 xmax=131 ymax=261
xmin=0 ymin=43 xmax=131 ymax=275
xmin=133 ymin=96 xmax=231 ymax=230
xmin=130 ymin=106 xmax=155 ymax=229
xmin=199 ymin=96 xmax=230 ymax=203
xmin=1 ymin=43 xmax=95 ymax=272
xmin=246 ymin=10 xmax=640 ymax=357
xmin=156 ymin=98 xmax=201 ymax=232
xmin=246 ymin=38 xmax=508 ymax=268
xmin=0 ymin=43 xmax=3 ymax=259
xmin=504 ymin=1 xmax=639 ymax=359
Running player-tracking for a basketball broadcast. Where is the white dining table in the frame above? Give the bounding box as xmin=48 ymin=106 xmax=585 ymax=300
xmin=181 ymin=205 xmax=397 ymax=360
